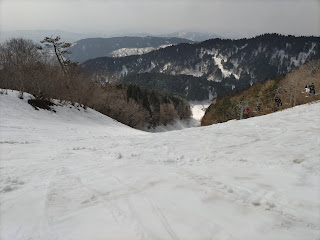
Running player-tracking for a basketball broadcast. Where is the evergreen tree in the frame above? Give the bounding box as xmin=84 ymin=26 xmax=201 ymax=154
xmin=40 ymin=36 xmax=74 ymax=76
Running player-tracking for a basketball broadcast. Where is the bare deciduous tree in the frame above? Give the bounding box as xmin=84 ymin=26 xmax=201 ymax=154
xmin=0 ymin=38 xmax=42 ymax=95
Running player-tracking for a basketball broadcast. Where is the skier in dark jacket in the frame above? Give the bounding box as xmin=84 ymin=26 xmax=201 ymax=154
xmin=275 ymin=96 xmax=282 ymax=107
xmin=309 ymin=83 xmax=316 ymax=94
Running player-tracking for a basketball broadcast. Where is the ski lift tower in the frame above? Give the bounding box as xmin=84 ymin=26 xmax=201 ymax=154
xmin=238 ymin=101 xmax=248 ymax=120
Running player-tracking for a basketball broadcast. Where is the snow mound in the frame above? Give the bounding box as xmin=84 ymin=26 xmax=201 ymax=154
xmin=0 ymin=90 xmax=141 ymax=137
xmin=189 ymin=100 xmax=211 ymax=122
xmin=1 ymin=91 xmax=319 ymax=240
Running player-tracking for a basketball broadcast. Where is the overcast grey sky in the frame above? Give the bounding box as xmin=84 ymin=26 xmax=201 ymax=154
xmin=1 ymin=0 xmax=319 ymax=37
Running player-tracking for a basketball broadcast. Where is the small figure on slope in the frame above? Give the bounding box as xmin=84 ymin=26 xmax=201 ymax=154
xmin=244 ymin=108 xmax=250 ymax=118
xmin=309 ymin=83 xmax=316 ymax=95
xmin=275 ymin=96 xmax=282 ymax=107
xmin=305 ymin=84 xmax=310 ymax=94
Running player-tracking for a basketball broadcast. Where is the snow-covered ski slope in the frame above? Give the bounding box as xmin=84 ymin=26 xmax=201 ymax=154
xmin=1 ymin=91 xmax=319 ymax=240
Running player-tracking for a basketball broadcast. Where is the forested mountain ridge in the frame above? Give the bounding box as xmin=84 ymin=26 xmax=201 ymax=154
xmin=81 ymin=34 xmax=320 ymax=98
xmin=68 ymin=36 xmax=193 ymax=63
xmin=120 ymin=73 xmax=227 ymax=101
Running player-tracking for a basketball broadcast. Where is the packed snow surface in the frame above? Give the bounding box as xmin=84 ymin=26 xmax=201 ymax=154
xmin=1 ymin=91 xmax=320 ymax=240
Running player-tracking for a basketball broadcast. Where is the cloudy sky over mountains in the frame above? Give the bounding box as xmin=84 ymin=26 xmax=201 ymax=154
xmin=1 ymin=0 xmax=319 ymax=37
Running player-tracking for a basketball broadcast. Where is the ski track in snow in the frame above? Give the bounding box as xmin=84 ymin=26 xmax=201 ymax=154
xmin=0 ymin=91 xmax=320 ymax=240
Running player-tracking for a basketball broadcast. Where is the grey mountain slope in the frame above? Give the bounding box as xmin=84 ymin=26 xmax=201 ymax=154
xmin=68 ymin=36 xmax=193 ymax=63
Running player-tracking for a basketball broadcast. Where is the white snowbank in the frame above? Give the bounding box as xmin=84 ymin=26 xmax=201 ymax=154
xmin=189 ymin=100 xmax=211 ymax=122
xmin=1 ymin=91 xmax=319 ymax=240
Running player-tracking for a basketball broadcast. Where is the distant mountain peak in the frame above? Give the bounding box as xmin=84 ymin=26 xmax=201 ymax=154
xmin=68 ymin=36 xmax=193 ymax=63
xmin=157 ymin=31 xmax=222 ymax=42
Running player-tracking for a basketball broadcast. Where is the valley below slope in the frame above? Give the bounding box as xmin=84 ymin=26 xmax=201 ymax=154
xmin=0 ymin=92 xmax=319 ymax=240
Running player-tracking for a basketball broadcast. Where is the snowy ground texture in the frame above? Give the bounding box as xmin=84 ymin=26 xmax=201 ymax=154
xmin=1 ymin=91 xmax=320 ymax=240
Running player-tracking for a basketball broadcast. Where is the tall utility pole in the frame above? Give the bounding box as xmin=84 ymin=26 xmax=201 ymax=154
xmin=238 ymin=101 xmax=248 ymax=120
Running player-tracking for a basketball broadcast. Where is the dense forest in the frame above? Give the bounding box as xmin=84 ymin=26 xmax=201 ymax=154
xmin=120 ymin=72 xmax=228 ymax=101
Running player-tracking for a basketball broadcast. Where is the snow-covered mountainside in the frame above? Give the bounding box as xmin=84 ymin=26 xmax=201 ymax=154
xmin=111 ymin=44 xmax=173 ymax=57
xmin=68 ymin=36 xmax=193 ymax=63
xmin=1 ymin=91 xmax=319 ymax=240
xmin=82 ymin=34 xmax=320 ymax=98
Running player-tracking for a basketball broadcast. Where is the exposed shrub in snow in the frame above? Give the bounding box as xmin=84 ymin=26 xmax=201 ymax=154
xmin=28 ymin=98 xmax=55 ymax=111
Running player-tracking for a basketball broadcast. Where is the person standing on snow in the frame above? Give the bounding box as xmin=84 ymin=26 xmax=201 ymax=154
xmin=309 ymin=83 xmax=316 ymax=95
xmin=275 ymin=96 xmax=282 ymax=107
xmin=305 ymin=84 xmax=310 ymax=94
xmin=244 ymin=108 xmax=250 ymax=118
